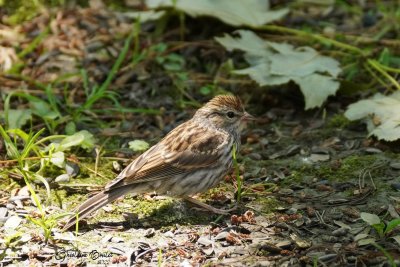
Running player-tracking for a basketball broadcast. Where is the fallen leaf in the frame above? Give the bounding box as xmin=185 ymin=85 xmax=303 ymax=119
xmin=146 ymin=0 xmax=288 ymax=27
xmin=345 ymin=92 xmax=400 ymax=141
xmin=215 ymin=30 xmax=341 ymax=109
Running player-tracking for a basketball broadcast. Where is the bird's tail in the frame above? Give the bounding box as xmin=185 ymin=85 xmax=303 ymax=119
xmin=62 ymin=187 xmax=127 ymax=231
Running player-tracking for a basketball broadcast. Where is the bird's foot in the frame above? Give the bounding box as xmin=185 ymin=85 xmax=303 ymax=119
xmin=183 ymin=196 xmax=237 ymax=215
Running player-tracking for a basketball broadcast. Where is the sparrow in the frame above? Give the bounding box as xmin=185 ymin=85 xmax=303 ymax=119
xmin=63 ymin=95 xmax=254 ymax=230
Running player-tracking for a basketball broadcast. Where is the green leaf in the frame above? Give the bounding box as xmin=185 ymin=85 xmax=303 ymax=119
xmin=216 ymin=30 xmax=341 ymax=109
xmin=49 ymin=151 xmax=65 ymax=168
xmin=345 ymin=92 xmax=400 ymax=141
xmin=385 ymin=218 xmax=400 ymax=234
xmin=2 ymin=109 xmax=32 ymax=129
xmin=58 ymin=133 xmax=84 ymax=151
xmin=147 ymin=0 xmax=288 ymax=27
xmin=357 ymin=238 xmax=376 ymax=246
xmin=360 ymin=212 xmax=381 ymax=225
xmin=79 ymin=130 xmax=95 ymax=151
xmin=199 ymin=85 xmax=212 ymax=95
xmin=129 ymin=140 xmax=150 ymax=152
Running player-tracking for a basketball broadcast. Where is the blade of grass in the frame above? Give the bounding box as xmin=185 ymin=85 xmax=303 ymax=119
xmin=232 ymin=144 xmax=242 ymax=203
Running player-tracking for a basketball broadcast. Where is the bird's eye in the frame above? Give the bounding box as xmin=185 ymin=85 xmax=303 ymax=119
xmin=226 ymin=111 xmax=235 ymax=118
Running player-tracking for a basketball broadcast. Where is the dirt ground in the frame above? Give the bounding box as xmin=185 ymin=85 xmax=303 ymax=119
xmin=1 ymin=1 xmax=400 ymax=266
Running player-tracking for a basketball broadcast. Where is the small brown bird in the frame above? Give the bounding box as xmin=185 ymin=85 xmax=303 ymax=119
xmin=63 ymin=95 xmax=254 ymax=230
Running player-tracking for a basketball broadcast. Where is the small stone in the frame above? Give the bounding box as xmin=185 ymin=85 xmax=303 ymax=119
xmin=215 ymin=231 xmax=229 ymax=240
xmin=4 ymin=215 xmax=22 ymax=229
xmin=55 ymin=174 xmax=70 ymax=183
xmin=309 ymin=153 xmax=330 ymax=162
xmin=164 ymin=231 xmax=174 ymax=238
xmin=286 ymin=208 xmax=297 ymax=215
xmin=278 ymin=188 xmax=294 ymax=195
xmin=144 ymin=228 xmax=155 ymax=238
xmin=248 ymin=153 xmax=262 ymax=161
xmin=101 ymin=234 xmax=112 ymax=243
xmin=6 ymin=203 xmax=16 ymax=210
xmin=319 ymin=254 xmax=337 ymax=262
xmin=390 ymin=162 xmax=400 ymax=170
xmin=0 ymin=207 xmax=8 ymax=218
xmin=197 ymin=236 xmax=213 ymax=246
xmin=276 ymin=240 xmax=291 ymax=249
xmin=332 ymin=227 xmax=348 ymax=237
xmin=290 ymin=233 xmax=312 ymax=249
xmin=286 ymin=145 xmax=301 ymax=156
xmin=111 ymin=237 xmax=124 ymax=243
xmin=391 ymin=183 xmax=400 ymax=191
xmin=65 ymin=162 xmax=80 ymax=177
xmin=364 ymin=147 xmax=382 ymax=154
xmin=113 ymin=161 xmax=122 ymax=172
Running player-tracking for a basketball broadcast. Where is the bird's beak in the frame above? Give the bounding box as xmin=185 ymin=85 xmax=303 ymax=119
xmin=242 ymin=112 xmax=256 ymax=121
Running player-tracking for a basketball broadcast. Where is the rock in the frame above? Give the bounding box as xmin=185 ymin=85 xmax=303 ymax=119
xmin=391 ymin=183 xmax=400 ymax=191
xmin=319 ymin=254 xmax=337 ymax=262
xmin=101 ymin=234 xmax=112 ymax=243
xmin=364 ymin=147 xmax=382 ymax=154
xmin=197 ymin=236 xmax=213 ymax=246
xmin=215 ymin=231 xmax=229 ymax=240
xmin=276 ymin=240 xmax=292 ymax=249
xmin=6 ymin=203 xmax=16 ymax=210
xmin=310 ymin=153 xmax=330 ymax=162
xmin=65 ymin=162 xmax=80 ymax=177
xmin=163 ymin=231 xmax=174 ymax=238
xmin=278 ymin=188 xmax=294 ymax=195
xmin=113 ymin=161 xmax=122 ymax=172
xmin=248 ymin=153 xmax=262 ymax=161
xmin=332 ymin=228 xmax=348 ymax=237
xmin=144 ymin=228 xmax=155 ymax=238
xmin=55 ymin=174 xmax=70 ymax=183
xmin=111 ymin=237 xmax=124 ymax=243
xmin=286 ymin=208 xmax=297 ymax=215
xmin=290 ymin=233 xmax=312 ymax=249
xmin=4 ymin=215 xmax=22 ymax=230
xmin=251 ymin=241 xmax=282 ymax=253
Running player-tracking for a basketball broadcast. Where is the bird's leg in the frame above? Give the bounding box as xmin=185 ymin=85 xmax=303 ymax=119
xmin=183 ymin=196 xmax=237 ymax=215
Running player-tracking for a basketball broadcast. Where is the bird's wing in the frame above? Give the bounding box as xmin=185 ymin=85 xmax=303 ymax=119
xmin=105 ymin=123 xmax=229 ymax=191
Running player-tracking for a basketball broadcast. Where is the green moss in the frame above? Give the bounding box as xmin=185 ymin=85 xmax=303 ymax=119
xmin=327 ymin=114 xmax=351 ymax=129
xmin=247 ymin=197 xmax=280 ymax=214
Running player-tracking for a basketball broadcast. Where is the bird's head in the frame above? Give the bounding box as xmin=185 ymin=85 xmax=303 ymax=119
xmin=194 ymin=95 xmax=254 ymax=134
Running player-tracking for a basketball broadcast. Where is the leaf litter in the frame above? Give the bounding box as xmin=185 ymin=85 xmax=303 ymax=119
xmin=0 ymin=1 xmax=399 ymax=267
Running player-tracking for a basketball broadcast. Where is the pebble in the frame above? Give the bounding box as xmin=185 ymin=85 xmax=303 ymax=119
xmin=4 ymin=215 xmax=22 ymax=229
xmin=101 ymin=234 xmax=113 ymax=243
xmin=55 ymin=174 xmax=70 ymax=183
xmin=215 ymin=231 xmax=229 ymax=240
xmin=390 ymin=162 xmax=400 ymax=170
xmin=391 ymin=183 xmax=400 ymax=191
xmin=319 ymin=253 xmax=337 ymax=262
xmin=248 ymin=153 xmax=262 ymax=161
xmin=290 ymin=233 xmax=312 ymax=249
xmin=164 ymin=231 xmax=175 ymax=238
xmin=276 ymin=240 xmax=292 ymax=249
xmin=197 ymin=236 xmax=213 ymax=246
xmin=144 ymin=228 xmax=155 ymax=238
xmin=6 ymin=203 xmax=16 ymax=210
xmin=310 ymin=153 xmax=330 ymax=162
xmin=332 ymin=227 xmax=348 ymax=237
xmin=0 ymin=207 xmax=8 ymax=218
xmin=364 ymin=147 xmax=382 ymax=154
xmin=278 ymin=188 xmax=294 ymax=195
xmin=113 ymin=161 xmax=123 ymax=172
xmin=286 ymin=208 xmax=297 ymax=215
xmin=65 ymin=162 xmax=80 ymax=177
xmin=111 ymin=237 xmax=124 ymax=243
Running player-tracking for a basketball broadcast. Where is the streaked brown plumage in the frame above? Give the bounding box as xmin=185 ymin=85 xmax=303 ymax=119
xmin=63 ymin=95 xmax=253 ymax=230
